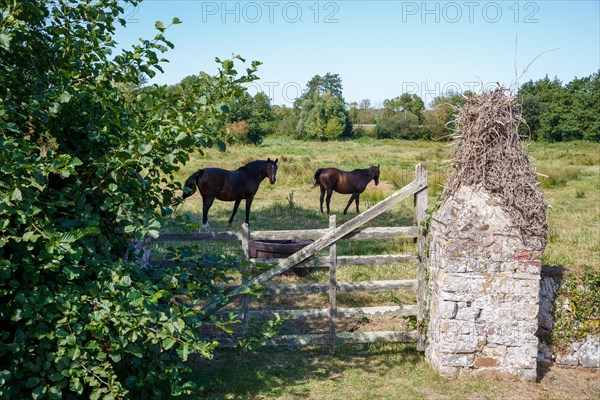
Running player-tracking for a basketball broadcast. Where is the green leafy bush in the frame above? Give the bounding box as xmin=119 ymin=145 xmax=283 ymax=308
xmin=552 ymin=270 xmax=600 ymax=348
xmin=0 ymin=1 xmax=263 ymax=398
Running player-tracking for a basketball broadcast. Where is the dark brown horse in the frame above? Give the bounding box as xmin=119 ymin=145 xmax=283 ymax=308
xmin=313 ymin=165 xmax=380 ymax=215
xmin=182 ymin=158 xmax=278 ymax=228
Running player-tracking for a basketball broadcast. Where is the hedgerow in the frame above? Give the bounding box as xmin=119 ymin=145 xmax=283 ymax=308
xmin=0 ymin=1 xmax=262 ymax=398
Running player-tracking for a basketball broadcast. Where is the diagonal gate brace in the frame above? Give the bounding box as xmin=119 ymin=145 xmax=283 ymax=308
xmin=200 ymin=176 xmax=426 ymax=320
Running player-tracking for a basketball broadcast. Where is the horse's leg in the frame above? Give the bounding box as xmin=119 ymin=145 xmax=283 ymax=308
xmin=355 ymin=193 xmax=360 ymax=214
xmin=343 ymin=194 xmax=356 ymax=215
xmin=319 ymin=186 xmax=325 ymax=214
xmin=202 ymin=196 xmax=215 ymax=230
xmin=228 ymin=199 xmax=242 ymax=224
xmin=244 ymin=196 xmax=254 ymax=225
xmin=325 ymin=189 xmax=334 ymax=214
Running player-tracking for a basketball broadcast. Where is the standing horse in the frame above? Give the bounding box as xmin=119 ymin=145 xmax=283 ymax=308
xmin=182 ymin=158 xmax=278 ymax=229
xmin=313 ymin=165 xmax=380 ymax=215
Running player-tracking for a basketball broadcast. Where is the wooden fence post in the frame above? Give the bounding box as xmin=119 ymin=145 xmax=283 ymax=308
xmin=328 ymin=215 xmax=337 ymax=353
xmin=133 ymin=236 xmax=152 ymax=269
xmin=414 ymin=164 xmax=428 ymax=351
xmin=241 ymin=223 xmax=251 ymax=325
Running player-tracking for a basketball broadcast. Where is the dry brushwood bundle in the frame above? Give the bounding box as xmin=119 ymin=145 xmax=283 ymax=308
xmin=444 ymin=86 xmax=547 ymax=249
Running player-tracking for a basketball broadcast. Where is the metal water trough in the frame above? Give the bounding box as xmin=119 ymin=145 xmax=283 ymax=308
xmin=248 ymin=239 xmax=314 ymax=276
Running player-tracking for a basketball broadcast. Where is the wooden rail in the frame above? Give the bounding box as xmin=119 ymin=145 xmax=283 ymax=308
xmin=151 ymin=226 xmax=418 ymax=244
xmin=232 ymin=305 xmax=419 ymax=319
xmin=215 ymin=331 xmax=418 ymax=348
xmin=216 ymin=279 xmax=417 ymax=295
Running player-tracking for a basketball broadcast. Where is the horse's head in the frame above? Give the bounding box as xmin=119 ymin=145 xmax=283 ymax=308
xmin=267 ymin=158 xmax=278 ymax=184
xmin=370 ymin=164 xmax=380 ymax=185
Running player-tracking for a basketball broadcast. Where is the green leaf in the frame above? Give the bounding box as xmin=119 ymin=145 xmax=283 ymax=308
xmin=70 ymin=377 xmax=84 ymax=395
xmin=0 ymin=32 xmax=11 ymax=51
xmin=127 ymin=345 xmax=143 ymax=358
xmin=138 ymin=142 xmax=152 ymax=154
xmin=126 ymin=291 xmax=143 ymax=307
xmin=58 ymin=92 xmax=72 ymax=103
xmin=68 ymin=346 xmax=81 ymax=360
xmin=218 ymin=103 xmax=230 ymax=114
xmin=64 ymin=265 xmax=81 ymax=280
xmin=22 ymin=231 xmax=41 ymax=242
xmin=119 ymin=276 xmax=131 ymax=287
xmin=162 ymin=337 xmax=176 ymax=350
xmin=31 ymin=384 xmax=45 ymax=400
xmin=172 ymin=17 xmax=182 ymax=24
xmin=176 ymin=344 xmax=190 ymax=361
xmin=26 ymin=376 xmax=41 ymax=388
xmin=11 ymin=188 xmax=22 ymax=201
xmin=222 ymin=59 xmax=234 ymax=70
xmin=155 ymin=21 xmax=165 ymax=31
xmin=49 ymin=102 xmax=61 ymax=115
xmin=66 ymin=334 xmax=76 ymax=346
xmin=0 ymin=370 xmax=11 ymax=386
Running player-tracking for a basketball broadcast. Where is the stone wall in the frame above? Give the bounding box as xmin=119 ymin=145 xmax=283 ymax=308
xmin=426 ymin=184 xmax=542 ymax=381
xmin=538 ymin=273 xmax=600 ymax=369
xmin=553 ymin=336 xmax=600 ymax=369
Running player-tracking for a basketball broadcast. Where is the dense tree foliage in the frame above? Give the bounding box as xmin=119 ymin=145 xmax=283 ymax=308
xmin=340 ymin=71 xmax=599 ymax=143
xmin=425 ymin=92 xmax=470 ymax=140
xmin=169 ymin=76 xmax=274 ymax=145
xmin=294 ymin=73 xmax=352 ymax=140
xmin=293 ymin=73 xmax=345 ymax=109
xmin=272 ymin=105 xmax=299 ymax=137
xmin=176 ymin=70 xmax=598 ymax=143
xmin=347 ymin=99 xmax=382 ymax=126
xmin=517 ymin=73 xmax=600 ymax=142
xmin=226 ymin=91 xmax=275 ymax=145
xmin=0 ymin=1 xmax=265 ymax=398
xmin=374 ymin=93 xmax=427 ymax=139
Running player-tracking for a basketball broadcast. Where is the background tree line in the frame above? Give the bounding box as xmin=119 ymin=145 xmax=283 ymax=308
xmin=517 ymin=73 xmax=600 ymax=142
xmin=173 ymin=70 xmax=599 ymax=143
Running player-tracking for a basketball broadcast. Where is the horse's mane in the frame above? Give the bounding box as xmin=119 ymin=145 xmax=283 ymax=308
xmin=239 ymin=159 xmax=267 ymax=177
xmin=352 ymin=166 xmax=377 ymax=174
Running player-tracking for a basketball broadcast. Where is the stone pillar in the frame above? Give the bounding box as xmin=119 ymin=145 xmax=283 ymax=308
xmin=425 ymin=185 xmax=542 ymax=381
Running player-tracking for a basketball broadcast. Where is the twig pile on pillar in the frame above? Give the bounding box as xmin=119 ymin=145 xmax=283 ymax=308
xmin=444 ymin=87 xmax=547 ymax=249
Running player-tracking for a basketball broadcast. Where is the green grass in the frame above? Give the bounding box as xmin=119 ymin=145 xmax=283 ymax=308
xmin=189 ymin=344 xmax=600 ymax=400
xmin=525 ymin=141 xmax=600 ymax=275
xmin=166 ymin=138 xmax=599 ymax=399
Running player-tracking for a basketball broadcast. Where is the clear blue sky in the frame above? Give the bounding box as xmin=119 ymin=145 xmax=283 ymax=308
xmin=114 ymin=0 xmax=600 ymax=106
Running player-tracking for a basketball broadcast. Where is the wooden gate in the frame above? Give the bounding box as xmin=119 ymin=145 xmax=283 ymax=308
xmin=155 ymin=164 xmax=428 ymax=350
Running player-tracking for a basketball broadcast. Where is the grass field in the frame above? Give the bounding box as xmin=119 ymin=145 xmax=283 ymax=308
xmin=174 ymin=138 xmax=599 ymax=275
xmin=168 ymin=138 xmax=599 ymax=399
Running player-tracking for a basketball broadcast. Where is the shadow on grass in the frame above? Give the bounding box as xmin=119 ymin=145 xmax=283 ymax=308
xmin=188 ymin=343 xmax=423 ymax=399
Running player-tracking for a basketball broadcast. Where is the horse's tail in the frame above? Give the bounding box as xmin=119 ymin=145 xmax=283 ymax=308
xmin=182 ymin=170 xmax=203 ymax=200
xmin=313 ymin=168 xmax=324 ymax=188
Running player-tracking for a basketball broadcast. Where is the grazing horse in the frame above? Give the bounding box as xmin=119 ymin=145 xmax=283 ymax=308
xmin=313 ymin=165 xmax=380 ymax=215
xmin=182 ymin=158 xmax=278 ymax=229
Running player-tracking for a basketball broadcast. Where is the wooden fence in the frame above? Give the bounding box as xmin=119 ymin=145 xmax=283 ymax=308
xmin=153 ymin=164 xmax=428 ymax=350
